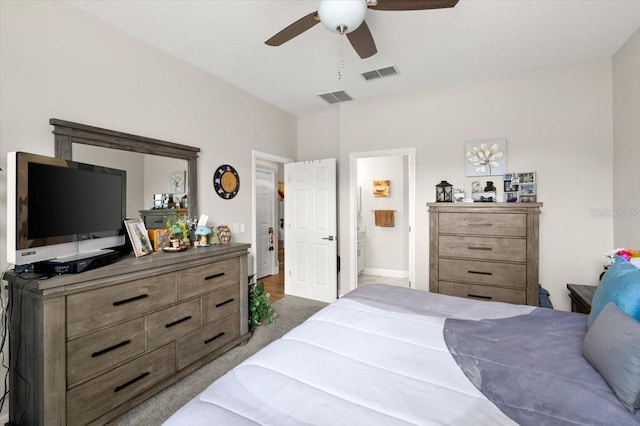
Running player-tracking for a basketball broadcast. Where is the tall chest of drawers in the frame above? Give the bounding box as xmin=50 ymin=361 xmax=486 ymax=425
xmin=428 ymin=203 xmax=542 ymax=305
xmin=4 ymin=243 xmax=250 ymax=425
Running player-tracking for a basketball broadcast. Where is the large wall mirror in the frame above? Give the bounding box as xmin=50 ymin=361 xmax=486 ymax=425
xmin=51 ymin=118 xmax=200 ymax=219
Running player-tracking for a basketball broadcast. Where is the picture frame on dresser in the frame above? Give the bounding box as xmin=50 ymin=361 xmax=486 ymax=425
xmin=124 ymin=218 xmax=153 ymax=257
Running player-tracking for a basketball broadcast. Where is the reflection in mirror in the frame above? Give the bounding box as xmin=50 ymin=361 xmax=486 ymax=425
xmin=51 ymin=118 xmax=199 ymax=218
xmin=73 ymin=145 xmax=188 ymax=219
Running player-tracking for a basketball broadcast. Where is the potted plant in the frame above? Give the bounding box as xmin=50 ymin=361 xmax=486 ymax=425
xmin=248 ymin=275 xmax=276 ymax=330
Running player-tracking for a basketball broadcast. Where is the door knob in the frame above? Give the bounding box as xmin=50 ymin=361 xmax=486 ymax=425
xmin=322 ymin=236 xmax=334 ymax=241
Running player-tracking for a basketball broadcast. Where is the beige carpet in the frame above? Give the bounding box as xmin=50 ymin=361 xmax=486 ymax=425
xmin=107 ymin=295 xmax=328 ymax=426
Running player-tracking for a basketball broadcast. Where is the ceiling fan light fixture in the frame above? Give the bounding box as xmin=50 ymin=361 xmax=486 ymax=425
xmin=318 ymin=0 xmax=367 ymax=34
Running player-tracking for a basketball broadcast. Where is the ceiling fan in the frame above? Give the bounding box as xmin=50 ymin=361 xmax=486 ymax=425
xmin=265 ymin=0 xmax=459 ymax=59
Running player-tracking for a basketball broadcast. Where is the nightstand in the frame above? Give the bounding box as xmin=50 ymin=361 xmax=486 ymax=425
xmin=567 ymin=283 xmax=597 ymax=314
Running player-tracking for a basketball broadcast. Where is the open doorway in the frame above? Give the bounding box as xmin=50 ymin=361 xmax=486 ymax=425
xmin=252 ymin=151 xmax=292 ymax=304
xmin=349 ymin=149 xmax=416 ymax=292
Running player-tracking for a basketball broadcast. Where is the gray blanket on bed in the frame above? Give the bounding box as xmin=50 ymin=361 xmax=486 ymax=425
xmin=444 ymin=308 xmax=640 ymax=425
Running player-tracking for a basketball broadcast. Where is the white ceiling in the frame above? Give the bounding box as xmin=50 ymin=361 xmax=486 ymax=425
xmin=69 ymin=0 xmax=640 ymax=117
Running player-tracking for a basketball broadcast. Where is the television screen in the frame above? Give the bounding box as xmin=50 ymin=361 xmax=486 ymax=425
xmin=7 ymin=151 xmax=127 ymax=266
xmin=27 ymin=162 xmax=124 ymax=241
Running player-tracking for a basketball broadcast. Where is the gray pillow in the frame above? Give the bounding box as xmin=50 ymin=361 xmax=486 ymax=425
xmin=583 ymin=301 xmax=640 ymax=413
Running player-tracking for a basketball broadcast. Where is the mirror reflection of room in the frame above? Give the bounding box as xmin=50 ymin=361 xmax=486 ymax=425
xmin=73 ymin=144 xmax=188 ymax=220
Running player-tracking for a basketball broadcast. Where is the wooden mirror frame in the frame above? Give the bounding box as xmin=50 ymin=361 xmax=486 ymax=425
xmin=51 ymin=118 xmax=200 ymax=217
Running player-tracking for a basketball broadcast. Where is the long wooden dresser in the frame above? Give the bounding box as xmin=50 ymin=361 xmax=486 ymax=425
xmin=3 ymin=243 xmax=250 ymax=425
xmin=428 ymin=203 xmax=542 ymax=306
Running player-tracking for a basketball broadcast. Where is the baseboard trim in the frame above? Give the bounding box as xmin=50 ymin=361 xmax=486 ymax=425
xmin=362 ymin=268 xmax=408 ymax=278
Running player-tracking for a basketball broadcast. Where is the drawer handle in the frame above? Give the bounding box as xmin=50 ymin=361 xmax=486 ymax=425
xmin=204 ymin=332 xmax=225 ymax=345
xmin=468 ymin=270 xmax=493 ymax=276
xmin=113 ymin=294 xmax=149 ymax=306
xmin=204 ymin=272 xmax=225 ymax=281
xmin=215 ymin=298 xmax=235 ymax=308
xmin=91 ymin=340 xmax=131 ymax=358
xmin=475 ymin=223 xmax=494 ymax=227
xmin=468 ymin=294 xmax=492 ymax=300
xmin=468 ymin=246 xmax=493 ymax=251
xmin=114 ymin=372 xmax=150 ymax=393
xmin=165 ymin=315 xmax=192 ymax=328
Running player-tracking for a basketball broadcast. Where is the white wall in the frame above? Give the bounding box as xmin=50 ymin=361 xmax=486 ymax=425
xmin=357 ymin=156 xmax=408 ymax=276
xmin=308 ymin=59 xmax=615 ymax=312
xmin=0 ymin=1 xmax=297 ymax=416
xmin=612 ymin=28 xmax=640 ymax=247
xmin=0 ymin=0 xmax=297 ymax=267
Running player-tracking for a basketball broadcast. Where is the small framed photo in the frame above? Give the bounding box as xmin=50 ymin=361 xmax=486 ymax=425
xmin=124 ymin=219 xmax=153 ymax=257
xmin=505 ymin=192 xmax=519 ymax=203
xmin=520 ymin=195 xmax=537 ymax=203
xmin=519 ymin=183 xmax=536 ymax=195
xmin=519 ymin=172 xmax=536 ymax=184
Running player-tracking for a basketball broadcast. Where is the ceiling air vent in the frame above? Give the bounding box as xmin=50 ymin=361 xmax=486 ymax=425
xmin=361 ymin=66 xmax=399 ymax=81
xmin=318 ymin=90 xmax=353 ymax=104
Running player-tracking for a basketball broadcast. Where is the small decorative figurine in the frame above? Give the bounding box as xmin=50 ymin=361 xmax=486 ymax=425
xmin=194 ymin=226 xmax=212 ymax=247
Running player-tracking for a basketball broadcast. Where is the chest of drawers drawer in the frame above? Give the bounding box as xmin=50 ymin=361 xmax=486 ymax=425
xmin=67 ymin=273 xmax=176 ymax=338
xmin=439 ymin=258 xmax=526 ymax=288
xmin=202 ymin=284 xmax=240 ymax=324
xmin=439 ymin=212 xmax=526 ymax=237
xmin=177 ymin=258 xmax=240 ymax=300
xmin=66 ymin=317 xmax=146 ymax=387
xmin=176 ymin=312 xmax=240 ymax=370
xmin=66 ymin=344 xmax=176 ymax=426
xmin=439 ymin=235 xmax=526 ymax=262
xmin=147 ymin=298 xmax=202 ymax=350
xmin=439 ymin=281 xmax=526 ymax=305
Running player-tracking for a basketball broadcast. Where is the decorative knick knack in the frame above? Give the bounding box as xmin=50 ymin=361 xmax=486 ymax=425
xmin=435 ymin=180 xmax=453 ymax=202
xmin=484 ymin=181 xmax=497 ymax=192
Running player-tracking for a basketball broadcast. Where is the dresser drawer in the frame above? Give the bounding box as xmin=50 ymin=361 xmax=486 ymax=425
xmin=147 ymin=298 xmax=202 ymax=350
xmin=67 ymin=274 xmax=176 ymax=338
xmin=439 ymin=281 xmax=526 ymax=304
xmin=177 ymin=258 xmax=240 ymax=300
xmin=439 ymin=213 xmax=526 ymax=237
xmin=202 ymin=284 xmax=240 ymax=324
xmin=439 ymin=258 xmax=526 ymax=288
xmin=176 ymin=312 xmax=239 ymax=370
xmin=144 ymin=215 xmax=169 ymax=229
xmin=439 ymin=235 xmax=526 ymax=262
xmin=67 ymin=317 xmax=146 ymax=387
xmin=67 ymin=344 xmax=175 ymax=426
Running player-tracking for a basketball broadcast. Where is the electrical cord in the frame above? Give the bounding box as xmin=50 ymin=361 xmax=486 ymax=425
xmin=0 ymin=267 xmax=33 ymax=424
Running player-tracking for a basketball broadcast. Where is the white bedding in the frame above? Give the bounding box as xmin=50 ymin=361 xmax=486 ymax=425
xmin=164 ymin=285 xmax=536 ymax=426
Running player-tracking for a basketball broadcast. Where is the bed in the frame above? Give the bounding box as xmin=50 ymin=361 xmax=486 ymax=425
xmin=164 ymin=284 xmax=640 ymax=425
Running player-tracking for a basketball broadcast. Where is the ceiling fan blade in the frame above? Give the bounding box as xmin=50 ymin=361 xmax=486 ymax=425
xmin=265 ymin=11 xmax=320 ymax=46
xmin=370 ymin=0 xmax=459 ymax=11
xmin=347 ymin=21 xmax=377 ymax=59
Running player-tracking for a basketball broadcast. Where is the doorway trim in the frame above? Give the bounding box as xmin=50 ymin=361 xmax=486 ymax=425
xmin=348 ymin=148 xmax=416 ymax=293
xmin=252 ymin=150 xmax=293 ymax=280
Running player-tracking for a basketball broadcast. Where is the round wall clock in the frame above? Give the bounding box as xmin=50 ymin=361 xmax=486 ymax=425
xmin=213 ymin=164 xmax=240 ymax=199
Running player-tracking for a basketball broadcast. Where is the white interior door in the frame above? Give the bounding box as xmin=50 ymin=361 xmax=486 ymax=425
xmin=284 ymin=159 xmax=337 ymax=303
xmin=256 ymin=169 xmax=276 ymax=279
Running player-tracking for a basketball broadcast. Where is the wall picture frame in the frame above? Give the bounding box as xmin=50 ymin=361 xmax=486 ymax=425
xmin=170 ymin=170 xmax=186 ymax=193
xmin=124 ymin=218 xmax=153 ymax=257
xmin=465 ymin=138 xmax=507 ymax=177
xmin=373 ymin=180 xmax=390 ymax=197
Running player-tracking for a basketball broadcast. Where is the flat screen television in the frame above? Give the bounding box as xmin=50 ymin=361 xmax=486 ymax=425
xmin=7 ymin=151 xmax=127 ymax=266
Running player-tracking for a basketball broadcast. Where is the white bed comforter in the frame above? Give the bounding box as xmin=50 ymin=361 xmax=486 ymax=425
xmin=164 ymin=285 xmax=537 ymax=425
